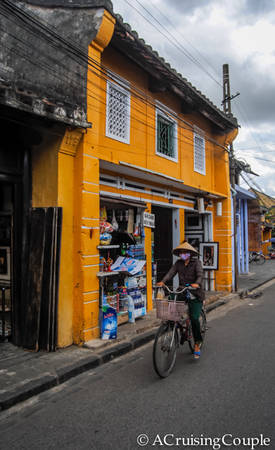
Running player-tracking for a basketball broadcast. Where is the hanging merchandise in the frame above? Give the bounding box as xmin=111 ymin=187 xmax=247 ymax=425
xmin=100 ymin=221 xmax=113 ymax=234
xmin=100 ymin=232 xmax=112 ymax=246
xmin=127 ymin=208 xmax=134 ymax=234
xmin=111 ymin=210 xmax=119 ymax=231
xmin=133 ymin=212 xmax=140 ymax=237
xmin=100 ymin=206 xmax=107 ymax=221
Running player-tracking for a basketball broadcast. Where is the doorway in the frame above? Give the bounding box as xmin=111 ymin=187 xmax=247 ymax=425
xmin=0 ymin=183 xmax=13 ymax=341
xmin=0 ymin=174 xmax=27 ymax=344
xmin=151 ymin=206 xmax=173 ymax=283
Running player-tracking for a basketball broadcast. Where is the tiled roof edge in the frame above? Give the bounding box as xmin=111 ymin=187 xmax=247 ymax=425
xmin=114 ymin=13 xmax=238 ymax=128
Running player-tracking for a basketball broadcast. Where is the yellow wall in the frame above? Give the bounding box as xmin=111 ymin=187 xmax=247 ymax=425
xmin=32 ymin=126 xmax=86 ymax=347
xmin=64 ymin=8 xmax=238 ymax=344
xmin=32 ymin=130 xmax=60 ymax=207
xmin=99 ymin=46 xmax=231 ymax=198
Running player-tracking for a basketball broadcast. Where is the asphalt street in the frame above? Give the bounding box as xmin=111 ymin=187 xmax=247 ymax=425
xmin=1 ymin=283 xmax=275 ymax=450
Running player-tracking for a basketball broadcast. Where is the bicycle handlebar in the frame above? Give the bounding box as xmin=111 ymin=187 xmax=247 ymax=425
xmin=154 ymin=284 xmax=196 ymax=293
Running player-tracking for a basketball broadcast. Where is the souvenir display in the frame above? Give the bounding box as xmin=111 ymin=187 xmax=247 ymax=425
xmin=97 ymin=203 xmax=147 ymax=337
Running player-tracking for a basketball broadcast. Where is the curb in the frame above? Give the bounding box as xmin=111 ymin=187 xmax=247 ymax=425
xmin=205 ymin=299 xmax=228 ymax=313
xmin=2 ymin=282 xmax=273 ymax=412
xmin=0 ymin=298 xmax=231 ymax=412
xmin=238 ymin=276 xmax=275 ymax=296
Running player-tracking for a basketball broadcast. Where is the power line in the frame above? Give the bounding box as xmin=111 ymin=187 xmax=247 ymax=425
xmin=0 ymin=0 xmax=233 ymax=156
xmin=121 ymin=0 xmax=223 ymax=88
xmin=0 ymin=23 xmax=230 ymax=154
xmin=150 ymin=0 xmax=221 ymax=82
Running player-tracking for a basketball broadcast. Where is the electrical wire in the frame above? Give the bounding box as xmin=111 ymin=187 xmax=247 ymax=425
xmin=124 ymin=0 xmax=222 ymax=88
xmin=0 ymin=0 xmax=233 ymax=155
xmin=0 ymin=27 xmax=230 ymax=154
xmin=150 ymin=0 xmax=221 ymax=82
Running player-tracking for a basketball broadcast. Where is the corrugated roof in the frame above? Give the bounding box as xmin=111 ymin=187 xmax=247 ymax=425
xmin=251 ymin=189 xmax=275 ymax=209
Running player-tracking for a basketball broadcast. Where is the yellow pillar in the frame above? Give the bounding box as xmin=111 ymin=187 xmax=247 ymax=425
xmin=145 ymin=203 xmax=153 ymax=311
xmin=214 ymin=197 xmax=233 ymax=291
xmin=179 ymin=209 xmax=185 ymax=242
xmin=214 ymin=150 xmax=233 ymax=291
xmin=73 ymin=10 xmax=116 ymax=342
xmin=57 ymin=129 xmax=84 ymax=347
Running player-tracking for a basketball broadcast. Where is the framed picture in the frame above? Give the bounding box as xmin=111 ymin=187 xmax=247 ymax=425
xmin=185 ymin=234 xmax=203 ymax=254
xmin=199 ymin=242 xmax=219 ymax=270
xmin=0 ymin=247 xmax=11 ymax=281
xmin=185 ymin=214 xmax=203 ymax=230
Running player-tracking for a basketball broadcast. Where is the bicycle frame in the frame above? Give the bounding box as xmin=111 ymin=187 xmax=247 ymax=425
xmin=153 ymin=284 xmax=207 ymax=378
xmin=155 ymin=284 xmax=195 ymax=349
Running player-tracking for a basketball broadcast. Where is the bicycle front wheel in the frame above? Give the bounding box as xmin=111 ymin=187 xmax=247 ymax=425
xmin=256 ymin=255 xmax=265 ymax=265
xmin=153 ymin=322 xmax=178 ymax=378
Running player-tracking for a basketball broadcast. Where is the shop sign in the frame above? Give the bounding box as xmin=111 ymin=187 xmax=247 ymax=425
xmin=143 ymin=212 xmax=155 ymax=228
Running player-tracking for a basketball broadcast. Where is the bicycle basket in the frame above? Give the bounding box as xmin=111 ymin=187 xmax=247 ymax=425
xmin=155 ymin=299 xmax=189 ymax=321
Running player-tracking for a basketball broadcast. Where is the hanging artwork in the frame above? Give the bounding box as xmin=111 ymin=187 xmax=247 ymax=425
xmin=199 ymin=242 xmax=219 ymax=270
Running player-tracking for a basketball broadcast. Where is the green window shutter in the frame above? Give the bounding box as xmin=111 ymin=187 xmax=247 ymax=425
xmin=157 ymin=114 xmax=174 ymax=157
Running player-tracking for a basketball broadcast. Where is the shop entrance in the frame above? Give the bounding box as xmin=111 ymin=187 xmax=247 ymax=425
xmin=151 ymin=206 xmax=173 ymax=283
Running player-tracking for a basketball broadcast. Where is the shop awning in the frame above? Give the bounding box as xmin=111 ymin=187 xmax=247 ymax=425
xmin=100 ymin=195 xmax=147 ymax=209
xmin=235 ymin=185 xmax=256 ymax=200
xmin=99 ymin=159 xmax=226 ymax=199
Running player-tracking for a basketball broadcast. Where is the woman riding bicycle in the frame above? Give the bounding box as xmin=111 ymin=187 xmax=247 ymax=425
xmin=157 ymin=241 xmax=205 ymax=359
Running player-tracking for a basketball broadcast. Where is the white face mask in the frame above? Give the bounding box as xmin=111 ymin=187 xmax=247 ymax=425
xmin=180 ymin=253 xmax=190 ymax=261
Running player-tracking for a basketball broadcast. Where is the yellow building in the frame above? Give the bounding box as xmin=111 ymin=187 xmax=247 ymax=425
xmin=0 ymin=1 xmax=238 ymax=348
xmin=63 ymin=7 xmax=238 ymax=346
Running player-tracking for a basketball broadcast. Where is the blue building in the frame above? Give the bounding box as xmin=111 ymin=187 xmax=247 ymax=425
xmin=235 ymin=185 xmax=256 ymax=275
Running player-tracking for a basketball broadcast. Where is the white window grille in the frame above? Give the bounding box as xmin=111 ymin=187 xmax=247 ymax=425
xmin=194 ymin=133 xmax=205 ymax=175
xmin=106 ymin=79 xmax=130 ymax=144
xmin=155 ymin=107 xmax=178 ymax=162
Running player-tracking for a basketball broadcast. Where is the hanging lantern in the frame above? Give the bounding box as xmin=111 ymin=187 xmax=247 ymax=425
xmin=197 ymin=197 xmax=205 ymax=214
xmin=216 ymin=202 xmax=222 ymax=216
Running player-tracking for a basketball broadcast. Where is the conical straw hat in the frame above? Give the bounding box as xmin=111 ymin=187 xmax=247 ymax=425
xmin=173 ymin=241 xmax=199 ymax=256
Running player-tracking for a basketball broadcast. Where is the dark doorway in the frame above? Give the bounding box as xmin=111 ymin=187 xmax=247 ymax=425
xmin=0 ymin=179 xmax=25 ymax=343
xmin=151 ymin=206 xmax=173 ymax=283
xmin=0 ymin=183 xmax=13 ymax=341
xmin=0 ymin=136 xmax=30 ymax=344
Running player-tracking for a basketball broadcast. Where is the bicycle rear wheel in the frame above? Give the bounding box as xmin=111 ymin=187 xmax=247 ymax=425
xmin=153 ymin=322 xmax=178 ymax=378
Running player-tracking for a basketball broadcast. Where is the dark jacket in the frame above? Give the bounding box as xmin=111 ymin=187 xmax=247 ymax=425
xmin=162 ymin=258 xmax=205 ymax=301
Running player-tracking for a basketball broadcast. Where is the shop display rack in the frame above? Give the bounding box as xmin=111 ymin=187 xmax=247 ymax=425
xmin=97 ymin=245 xmax=120 ymax=250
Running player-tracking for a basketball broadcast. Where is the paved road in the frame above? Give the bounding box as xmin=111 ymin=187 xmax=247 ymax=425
xmin=1 ymin=283 xmax=275 ymax=450
xmin=238 ymin=259 xmax=275 ymax=291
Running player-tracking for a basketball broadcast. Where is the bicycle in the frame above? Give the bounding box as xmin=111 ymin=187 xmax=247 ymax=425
xmin=153 ymin=284 xmax=207 ymax=378
xmin=249 ymin=251 xmax=266 ymax=265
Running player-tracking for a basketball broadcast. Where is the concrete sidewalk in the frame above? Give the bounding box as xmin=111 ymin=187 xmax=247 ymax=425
xmin=0 ymin=260 xmax=274 ymax=412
